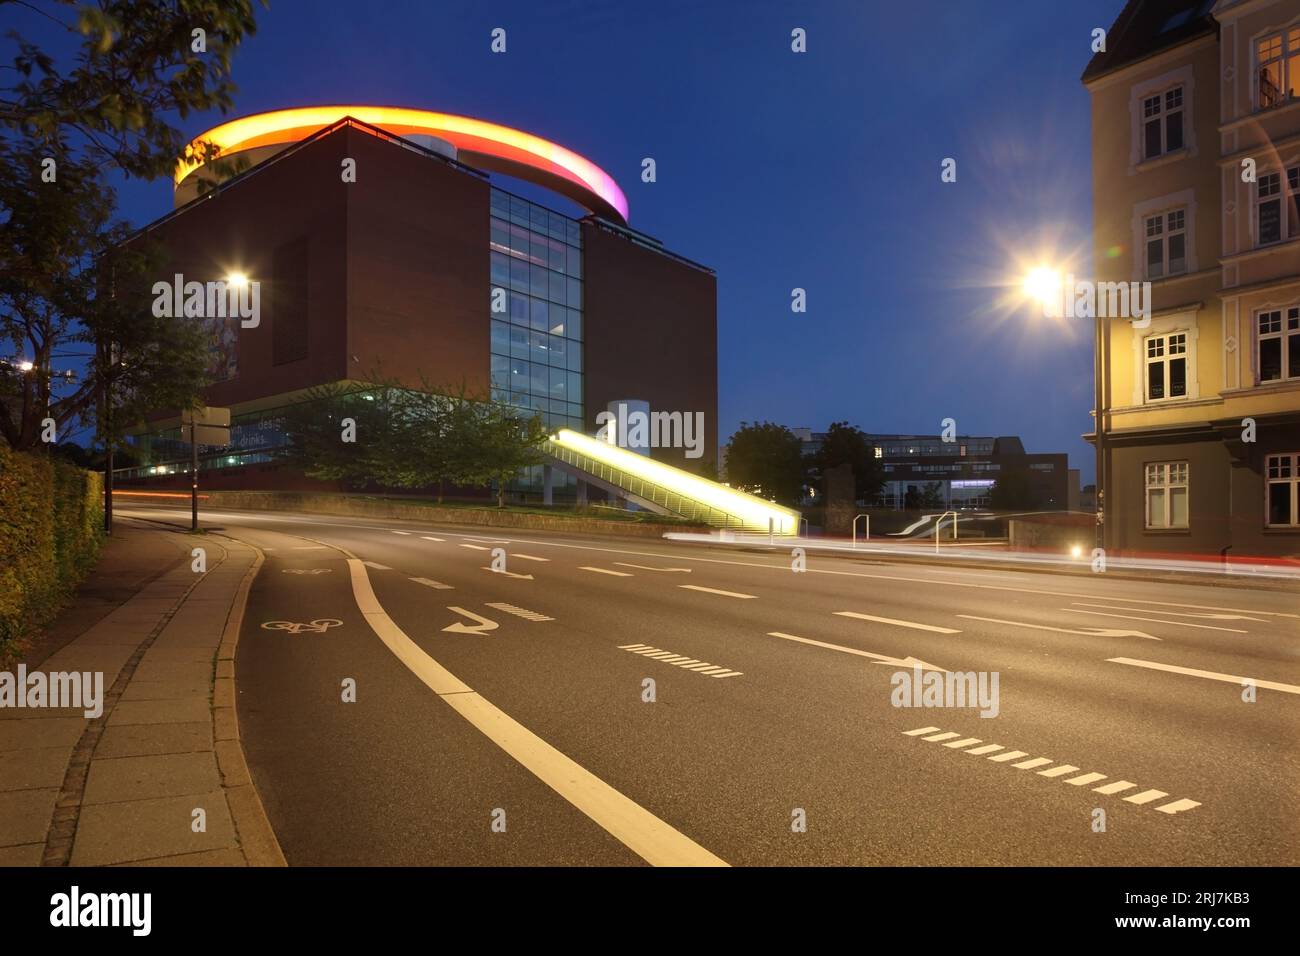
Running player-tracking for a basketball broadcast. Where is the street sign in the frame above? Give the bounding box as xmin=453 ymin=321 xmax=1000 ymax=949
xmin=183 ymin=423 xmax=230 ymax=447
xmin=181 ymin=406 xmax=231 ymax=428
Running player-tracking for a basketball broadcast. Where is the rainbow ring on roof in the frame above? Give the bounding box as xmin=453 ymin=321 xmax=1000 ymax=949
xmin=175 ymin=105 xmax=629 ymax=224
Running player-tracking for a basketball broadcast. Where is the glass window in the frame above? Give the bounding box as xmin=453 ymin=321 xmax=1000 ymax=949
xmin=510 ymin=325 xmax=529 ymax=359
xmin=491 ymin=252 xmax=510 ymax=287
xmin=567 ymin=309 xmax=582 ymax=341
xmin=530 ymin=263 xmax=549 ymax=298
xmin=549 ymin=270 xmax=566 ymax=304
xmin=529 ymin=330 xmax=549 ymax=364
xmin=549 ymin=366 xmax=567 ymax=399
xmin=1145 ymin=461 xmax=1189 ymax=529
xmin=529 ymin=363 xmax=548 ymax=394
xmin=567 ymin=277 xmax=582 ymax=309
xmin=490 ymin=320 xmax=510 ymax=355
xmin=1267 ymin=453 xmax=1299 ymax=527
xmin=529 ymin=296 xmax=549 ymax=332
xmin=567 ymin=342 xmax=582 ymax=372
xmin=1141 ymin=85 xmax=1184 ymax=159
xmin=1257 ymin=306 xmax=1300 ymax=382
xmin=490 ymin=219 xmax=511 ymax=255
xmin=568 ymin=372 xmax=582 ymax=403
xmin=509 ymin=256 xmax=529 ymax=292
xmin=510 ymin=359 xmax=531 ymax=392
xmin=567 ymin=244 xmax=582 ymax=279
xmin=490 ymin=354 xmax=510 ymax=389
xmin=547 ymin=334 xmax=567 ymax=366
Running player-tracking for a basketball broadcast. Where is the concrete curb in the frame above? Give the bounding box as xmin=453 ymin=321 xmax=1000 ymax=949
xmin=212 ymin=543 xmax=285 ymax=867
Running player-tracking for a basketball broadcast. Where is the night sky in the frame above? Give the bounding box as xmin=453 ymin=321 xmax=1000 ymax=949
xmin=18 ymin=0 xmax=1128 ymax=481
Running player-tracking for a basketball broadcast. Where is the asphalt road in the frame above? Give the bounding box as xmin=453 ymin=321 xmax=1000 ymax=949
xmin=119 ymin=504 xmax=1300 ymax=866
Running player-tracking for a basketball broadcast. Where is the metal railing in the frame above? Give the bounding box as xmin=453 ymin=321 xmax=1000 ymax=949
xmin=934 ymin=511 xmax=959 ymax=552
xmin=852 ymin=513 xmax=870 ymax=548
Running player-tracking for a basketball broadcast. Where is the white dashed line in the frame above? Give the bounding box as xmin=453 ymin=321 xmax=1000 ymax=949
xmin=678 ymin=585 xmax=756 ymax=599
xmin=459 ymin=544 xmax=491 ymax=552
xmin=362 ymin=561 xmax=391 ymax=570
xmin=834 ymin=611 xmax=960 ymax=634
xmin=904 ymin=728 xmax=1200 ymax=814
xmin=618 ymin=644 xmax=742 ymax=679
xmin=510 ymin=554 xmax=550 ymax=562
xmin=410 ymin=577 xmax=453 ymax=590
xmin=580 ymin=566 xmax=633 ymax=577
xmin=421 ymin=536 xmax=445 ymax=542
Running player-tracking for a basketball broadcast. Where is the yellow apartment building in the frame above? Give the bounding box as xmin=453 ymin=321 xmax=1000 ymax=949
xmin=1083 ymin=0 xmax=1300 ymax=560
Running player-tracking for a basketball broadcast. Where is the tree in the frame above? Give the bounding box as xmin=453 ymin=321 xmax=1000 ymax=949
xmin=920 ymin=481 xmax=945 ymax=508
xmin=807 ymin=421 xmax=883 ymax=502
xmin=990 ymin=468 xmax=1036 ymax=511
xmin=723 ymin=422 xmax=805 ymax=503
xmin=463 ymin=403 xmax=548 ymax=508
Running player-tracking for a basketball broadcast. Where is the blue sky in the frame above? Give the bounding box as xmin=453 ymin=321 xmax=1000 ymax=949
xmin=21 ymin=0 xmax=1127 ymax=481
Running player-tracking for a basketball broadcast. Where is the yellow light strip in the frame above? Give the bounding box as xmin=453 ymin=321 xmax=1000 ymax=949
xmin=552 ymin=429 xmax=800 ymax=534
xmin=177 ymin=105 xmax=628 ymax=221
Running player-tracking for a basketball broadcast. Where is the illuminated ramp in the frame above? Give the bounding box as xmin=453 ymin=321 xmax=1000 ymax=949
xmin=546 ymin=429 xmax=800 ymax=534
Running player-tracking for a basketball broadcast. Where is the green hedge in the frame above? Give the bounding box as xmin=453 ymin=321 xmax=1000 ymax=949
xmin=0 ymin=444 xmax=104 ymax=659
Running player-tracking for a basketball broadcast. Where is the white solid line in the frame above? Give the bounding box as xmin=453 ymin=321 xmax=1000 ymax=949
xmin=1154 ymin=798 xmax=1201 ymax=814
xmin=1072 ymin=602 xmax=1267 ymax=623
xmin=964 ymin=744 xmax=1004 ymax=755
xmin=410 ymin=577 xmax=453 ymax=590
xmin=1093 ymin=780 xmax=1137 ymax=795
xmin=391 ymin=531 xmax=412 ymax=535
xmin=580 ymin=566 xmax=633 ymax=577
xmin=765 ymin=631 xmax=945 ymax=672
xmin=922 ymin=732 xmax=962 ymax=742
xmin=459 ymin=544 xmax=491 ymax=551
xmin=1063 ymin=608 xmax=1247 ymax=633
xmin=346 ymin=559 xmax=726 ymax=867
xmin=421 ymin=536 xmax=445 ymax=542
xmin=1011 ymin=757 xmax=1054 ymax=770
xmin=1064 ymin=772 xmax=1108 ymax=786
xmin=362 ymin=561 xmax=391 ymax=570
xmin=834 ymin=611 xmax=960 ymax=634
xmin=943 ymin=737 xmax=982 ymax=748
xmin=678 ymin=585 xmax=757 ymax=599
xmin=902 ymin=726 xmax=943 ymax=736
xmin=510 ymin=553 xmax=550 ymax=562
xmin=1123 ymin=789 xmax=1170 ymax=805
xmin=987 ymin=751 xmax=1029 ymax=762
xmin=1107 ymin=657 xmax=1300 ymax=695
xmin=1037 ymin=765 xmax=1080 ymax=778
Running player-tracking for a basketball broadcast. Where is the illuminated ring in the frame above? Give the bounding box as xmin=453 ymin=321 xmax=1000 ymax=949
xmin=177 ymin=105 xmax=629 ymax=224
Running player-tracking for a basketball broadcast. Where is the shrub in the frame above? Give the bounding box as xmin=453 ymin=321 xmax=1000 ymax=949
xmin=0 ymin=444 xmax=103 ymax=661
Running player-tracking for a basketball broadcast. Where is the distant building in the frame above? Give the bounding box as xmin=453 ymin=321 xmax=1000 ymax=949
xmin=792 ymin=429 xmax=1073 ymax=511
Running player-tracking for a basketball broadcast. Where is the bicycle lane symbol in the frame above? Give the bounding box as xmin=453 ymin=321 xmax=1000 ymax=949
xmin=260 ymin=619 xmax=343 ymax=635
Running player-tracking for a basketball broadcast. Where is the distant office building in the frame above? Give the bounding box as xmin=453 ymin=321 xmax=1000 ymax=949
xmin=792 ymin=429 xmax=1073 ymax=510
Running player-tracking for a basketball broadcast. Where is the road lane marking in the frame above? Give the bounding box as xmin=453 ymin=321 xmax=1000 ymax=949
xmin=618 ymin=644 xmax=742 ymax=679
xmin=291 ymin=545 xmax=327 ymax=550
xmin=958 ymin=615 xmax=1159 ymax=640
xmin=391 ymin=531 xmax=412 ymax=536
xmin=510 ymin=553 xmax=550 ymax=562
xmin=580 ymin=566 xmax=633 ymax=577
xmin=834 ymin=611 xmax=961 ymax=634
xmin=482 ymin=566 xmax=534 ymax=580
xmin=1123 ymin=789 xmax=1170 ymax=805
xmin=1037 ymin=765 xmax=1080 ymax=778
xmin=347 ymin=560 xmax=726 ymax=866
xmin=1092 ymin=780 xmax=1137 ymax=795
xmin=410 ymin=577 xmax=453 ymax=590
xmin=442 ymin=607 xmax=499 ymax=634
xmin=485 ymin=603 xmax=554 ymax=622
xmin=1011 ymin=757 xmax=1054 ymax=770
xmin=459 ymin=544 xmax=491 ymax=552
xmin=678 ymin=585 xmax=756 ymax=599
xmin=1064 ymin=772 xmax=1108 ymax=786
xmin=614 ymin=562 xmax=692 ymax=573
xmin=905 ymin=727 xmax=1200 ymax=814
xmin=1154 ymin=798 xmax=1202 ymax=814
xmin=766 ymin=632 xmax=946 ymax=672
xmin=1107 ymin=657 xmax=1300 ymax=695
xmin=362 ymin=561 xmax=391 ymax=570
xmin=1071 ymin=602 xmax=1267 ymax=623
xmin=1062 ymin=608 xmax=1247 ymax=634
xmin=421 ymin=536 xmax=445 ymax=542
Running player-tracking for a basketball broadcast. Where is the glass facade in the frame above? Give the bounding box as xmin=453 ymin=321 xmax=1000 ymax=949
xmin=488 ymin=187 xmax=584 ymax=433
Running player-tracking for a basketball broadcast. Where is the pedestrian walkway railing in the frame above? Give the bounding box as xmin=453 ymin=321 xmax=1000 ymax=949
xmin=545 ymin=429 xmax=800 ymax=534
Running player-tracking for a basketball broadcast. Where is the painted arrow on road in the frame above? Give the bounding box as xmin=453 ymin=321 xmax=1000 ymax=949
xmin=1108 ymin=657 xmax=1300 ymax=695
xmin=442 ymin=607 xmax=499 ymax=635
xmin=957 ymin=615 xmax=1161 ymax=641
xmin=767 ymin=632 xmax=946 ymax=672
xmin=482 ymin=566 xmax=534 ymax=580
xmin=613 ymin=562 xmax=692 ymax=573
xmin=1071 ymin=603 xmax=1267 ymax=623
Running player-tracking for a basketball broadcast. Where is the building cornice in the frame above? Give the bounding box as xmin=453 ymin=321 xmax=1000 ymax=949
xmin=1083 ymin=34 xmax=1217 ymax=93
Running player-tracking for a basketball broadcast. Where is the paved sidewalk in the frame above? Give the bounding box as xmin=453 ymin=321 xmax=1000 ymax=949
xmin=0 ymin=520 xmax=282 ymax=866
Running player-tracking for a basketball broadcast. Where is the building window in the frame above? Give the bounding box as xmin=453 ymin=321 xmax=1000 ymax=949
xmin=1142 ymin=85 xmax=1185 ymax=159
xmin=1266 ymin=453 xmax=1300 ymax=527
xmin=1145 ymin=461 xmax=1189 ymax=529
xmin=1256 ymin=165 xmax=1300 ymax=246
xmin=1257 ymin=306 xmax=1300 ymax=383
xmin=1257 ymin=28 xmax=1300 ymax=110
xmin=1145 ymin=331 xmax=1188 ymax=401
xmin=1144 ymin=209 xmax=1186 ymax=278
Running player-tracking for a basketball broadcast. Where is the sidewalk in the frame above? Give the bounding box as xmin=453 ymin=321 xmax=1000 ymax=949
xmin=0 ymin=520 xmax=283 ymax=866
